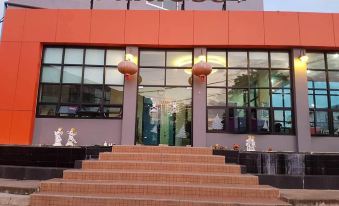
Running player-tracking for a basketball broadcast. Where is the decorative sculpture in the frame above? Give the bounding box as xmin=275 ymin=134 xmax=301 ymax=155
xmin=65 ymin=128 xmax=78 ymax=146
xmin=211 ymin=114 xmax=223 ymax=130
xmin=53 ymin=128 xmax=63 ymax=146
xmin=246 ymin=135 xmax=256 ymax=151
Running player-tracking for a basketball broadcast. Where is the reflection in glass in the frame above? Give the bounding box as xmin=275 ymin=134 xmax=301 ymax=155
xmin=250 ymin=109 xmax=270 ymax=133
xmin=40 ymin=84 xmax=60 ymax=103
xmin=271 ymin=52 xmax=289 ymax=68
xmin=327 ymin=53 xmax=339 ymax=70
xmin=307 ymin=53 xmax=325 ymax=69
xmin=310 ymin=111 xmax=328 ymax=135
xmin=314 ymin=90 xmax=328 ymax=108
xmin=271 ymin=70 xmax=290 ymax=88
xmin=84 ymin=67 xmax=104 ymax=84
xmin=333 ymin=112 xmax=339 ymax=136
xmin=207 ymin=52 xmax=227 ymax=67
xmin=328 ymin=71 xmax=339 ymax=89
xmin=85 ymin=49 xmax=105 ymax=65
xmin=274 ymin=110 xmax=292 ymax=134
xmin=41 ymin=66 xmax=61 ymax=83
xmin=228 ymin=69 xmax=248 ymax=88
xmin=207 ymin=109 xmax=225 ymax=131
xmin=140 ymin=51 xmax=165 ymax=67
xmin=228 ymin=89 xmax=248 ymax=107
xmin=250 ymin=89 xmax=270 ymax=107
xmin=272 ymin=89 xmax=291 ymax=108
xmin=43 ymin=48 xmax=63 ymax=64
xmin=105 ymin=68 xmax=124 ymax=85
xmin=207 ymin=69 xmax=226 ymax=87
xmin=249 ymin=52 xmax=269 ymax=68
xmin=82 ymin=85 xmax=103 ymax=104
xmin=104 ymin=86 xmax=124 ymax=105
xmin=229 ymin=108 xmax=246 ymax=133
xmin=38 ymin=105 xmax=57 ymax=116
xmin=207 ymin=88 xmax=226 ymax=106
xmin=307 ymin=71 xmax=327 ymax=89
xmin=61 ymin=85 xmax=81 ymax=103
xmin=63 ymin=66 xmax=82 ymax=84
xmin=139 ymin=68 xmax=165 ymax=85
xmin=228 ymin=52 xmax=247 ymax=67
xmin=166 ymin=69 xmax=191 ymax=86
xmin=166 ymin=51 xmax=192 ymax=67
xmin=250 ymin=69 xmax=269 ymax=88
xmin=64 ymin=48 xmax=84 ymax=64
xmin=106 ymin=50 xmax=125 ymax=66
xmin=103 ymin=107 xmax=122 ymax=118
xmin=330 ymin=90 xmax=339 ymax=109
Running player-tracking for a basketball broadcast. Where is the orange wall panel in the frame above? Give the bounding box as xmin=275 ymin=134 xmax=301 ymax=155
xmin=0 ymin=111 xmax=12 ymax=144
xmin=264 ymin=12 xmax=300 ymax=46
xmin=10 ymin=111 xmax=34 ymax=144
xmin=23 ymin=9 xmax=58 ymax=42
xmin=159 ymin=11 xmax=194 ymax=46
xmin=333 ymin=14 xmax=339 ymax=47
xmin=299 ymin=13 xmax=335 ymax=47
xmin=229 ymin=11 xmax=265 ymax=46
xmin=1 ymin=9 xmax=26 ymax=42
xmin=90 ymin=10 xmax=125 ymax=45
xmin=125 ymin=11 xmax=159 ymax=46
xmin=0 ymin=42 xmax=21 ymax=110
xmin=13 ymin=42 xmax=41 ymax=111
xmin=193 ymin=11 xmax=228 ymax=46
xmin=56 ymin=10 xmax=91 ymax=43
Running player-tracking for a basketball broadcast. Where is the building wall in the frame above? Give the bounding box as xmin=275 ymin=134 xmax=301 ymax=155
xmin=1 ymin=9 xmax=339 ymax=151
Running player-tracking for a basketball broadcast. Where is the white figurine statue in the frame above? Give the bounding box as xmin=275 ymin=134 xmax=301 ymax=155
xmin=104 ymin=141 xmax=108 ymax=146
xmin=53 ymin=128 xmax=64 ymax=146
xmin=65 ymin=128 xmax=78 ymax=146
xmin=246 ymin=135 xmax=256 ymax=151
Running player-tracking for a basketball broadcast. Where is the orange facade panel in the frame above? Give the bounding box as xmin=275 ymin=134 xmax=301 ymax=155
xmin=193 ymin=11 xmax=228 ymax=46
xmin=0 ymin=111 xmax=12 ymax=144
xmin=333 ymin=14 xmax=339 ymax=47
xmin=1 ymin=9 xmax=25 ymax=42
xmin=10 ymin=111 xmax=34 ymax=144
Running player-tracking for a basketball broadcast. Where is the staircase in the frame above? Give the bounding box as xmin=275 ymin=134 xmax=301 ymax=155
xmin=30 ymin=146 xmax=290 ymax=206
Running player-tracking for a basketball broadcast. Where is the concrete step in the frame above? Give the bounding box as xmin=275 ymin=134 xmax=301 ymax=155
xmin=30 ymin=193 xmax=291 ymax=206
xmin=99 ymin=152 xmax=225 ymax=164
xmin=112 ymin=145 xmax=212 ymax=155
xmin=40 ymin=179 xmax=279 ymax=199
xmin=82 ymin=160 xmax=241 ymax=174
xmin=63 ymin=169 xmax=259 ymax=185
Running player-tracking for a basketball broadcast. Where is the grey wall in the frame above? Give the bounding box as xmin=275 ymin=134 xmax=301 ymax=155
xmin=311 ymin=137 xmax=339 ymax=152
xmin=33 ymin=118 xmax=122 ymax=146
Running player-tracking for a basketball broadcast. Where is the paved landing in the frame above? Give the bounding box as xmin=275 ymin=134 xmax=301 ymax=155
xmin=0 ymin=179 xmax=39 ymax=195
xmin=281 ymin=189 xmax=339 ymax=206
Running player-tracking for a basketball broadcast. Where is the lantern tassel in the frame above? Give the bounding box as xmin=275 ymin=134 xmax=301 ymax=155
xmin=199 ymin=75 xmax=206 ymax=82
xmin=125 ymin=74 xmax=131 ymax=80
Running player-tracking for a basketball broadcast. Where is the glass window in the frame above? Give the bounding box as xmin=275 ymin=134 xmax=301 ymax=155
xmin=106 ymin=50 xmax=125 ymax=66
xmin=333 ymin=112 xmax=339 ymax=136
xmin=41 ymin=66 xmax=61 ymax=83
xmin=272 ymin=89 xmax=291 ymax=108
xmin=207 ymin=88 xmax=226 ymax=106
xmin=139 ymin=68 xmax=165 ymax=86
xmin=207 ymin=51 xmax=226 ymax=67
xmin=103 ymin=107 xmax=122 ymax=118
xmin=250 ymin=89 xmax=270 ymax=107
xmin=38 ymin=105 xmax=57 ymax=116
xmin=140 ymin=51 xmax=165 ymax=67
xmin=61 ymin=85 xmax=81 ymax=103
xmin=307 ymin=53 xmax=325 ymax=70
xmin=64 ymin=48 xmax=84 ymax=64
xmin=62 ymin=66 xmax=82 ymax=84
xmin=327 ymin=53 xmax=339 ymax=70
xmin=228 ymin=52 xmax=247 ymax=68
xmin=43 ymin=48 xmax=63 ymax=64
xmin=104 ymin=86 xmax=124 ymax=105
xmin=207 ymin=69 xmax=226 ymax=87
xmin=271 ymin=52 xmax=289 ymax=69
xmin=250 ymin=109 xmax=270 ymax=133
xmin=271 ymin=70 xmax=290 ymax=88
xmin=314 ymin=91 xmax=328 ymax=108
xmin=105 ymin=68 xmax=124 ymax=85
xmin=166 ymin=69 xmax=191 ymax=86
xmin=39 ymin=84 xmax=60 ymax=103
xmin=229 ymin=108 xmax=247 ymax=133
xmin=166 ymin=51 xmax=192 ymax=67
xmin=273 ymin=110 xmax=292 ymax=134
xmin=249 ymin=52 xmax=269 ymax=68
xmin=85 ymin=49 xmax=105 ymax=65
xmin=228 ymin=89 xmax=248 ymax=107
xmin=307 ymin=71 xmax=327 ymax=89
xmin=330 ymin=90 xmax=339 ymax=109
xmin=228 ymin=69 xmax=248 ymax=88
xmin=250 ymin=69 xmax=269 ymax=88
xmin=82 ymin=85 xmax=103 ymax=104
xmin=310 ymin=111 xmax=329 ymax=135
xmin=328 ymin=71 xmax=339 ymax=89
xmin=207 ymin=109 xmax=225 ymax=131
xmin=84 ymin=67 xmax=104 ymax=84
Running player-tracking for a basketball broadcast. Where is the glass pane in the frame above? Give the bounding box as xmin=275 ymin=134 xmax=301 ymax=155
xmin=315 ymin=94 xmax=328 ymax=108
xmin=40 ymin=84 xmax=60 ymax=103
xmin=82 ymin=85 xmax=103 ymax=104
xmin=271 ymin=70 xmax=290 ymax=88
xmin=250 ymin=109 xmax=270 ymax=133
xmin=103 ymin=107 xmax=122 ymax=118
xmin=250 ymin=69 xmax=269 ymax=88
xmin=272 ymin=89 xmax=291 ymax=108
xmin=333 ymin=112 xmax=339 ymax=136
xmin=207 ymin=88 xmax=226 ymax=106
xmin=167 ymin=51 xmax=192 ymax=67
xmin=140 ymin=51 xmax=165 ymax=67
xmin=274 ymin=110 xmax=292 ymax=134
xmin=104 ymin=86 xmax=124 ymax=105
xmin=228 ymin=108 xmax=247 ymax=133
xmin=41 ymin=66 xmax=61 ymax=83
xmin=207 ymin=69 xmax=226 ymax=87
xmin=250 ymin=89 xmax=270 ymax=107
xmin=207 ymin=51 xmax=226 ymax=67
xmin=58 ymin=105 xmax=79 ymax=116
xmin=62 ymin=66 xmax=82 ymax=84
xmin=43 ymin=48 xmax=63 ymax=64
xmin=105 ymin=68 xmax=124 ymax=85
xmin=328 ymin=71 xmax=339 ymax=89
xmin=61 ymin=85 xmax=81 ymax=103
xmin=84 ymin=67 xmax=104 ymax=84
xmin=78 ymin=106 xmax=101 ymax=118
xmin=166 ymin=69 xmax=191 ymax=86
xmin=271 ymin=52 xmax=289 ymax=68
xmin=228 ymin=89 xmax=248 ymax=107
xmin=307 ymin=53 xmax=325 ymax=69
xmin=106 ymin=50 xmax=125 ymax=66
xmin=314 ymin=111 xmax=329 ymax=135
xmin=327 ymin=53 xmax=339 ymax=70
xmin=308 ymin=93 xmax=315 ymax=108
xmin=85 ymin=49 xmax=105 ymax=65
xmin=307 ymin=71 xmax=327 ymax=89
xmin=249 ymin=52 xmax=269 ymax=68
xmin=228 ymin=52 xmax=247 ymax=68
xmin=207 ymin=109 xmax=225 ymax=131
xmin=38 ymin=105 xmax=57 ymax=116
xmin=228 ymin=69 xmax=248 ymax=88
xmin=64 ymin=48 xmax=84 ymax=64
xmin=139 ymin=68 xmax=165 ymax=85
xmin=330 ymin=90 xmax=339 ymax=109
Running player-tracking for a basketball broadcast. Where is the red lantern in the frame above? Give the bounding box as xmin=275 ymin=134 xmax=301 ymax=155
xmin=118 ymin=60 xmax=138 ymax=80
xmin=192 ymin=61 xmax=212 ymax=81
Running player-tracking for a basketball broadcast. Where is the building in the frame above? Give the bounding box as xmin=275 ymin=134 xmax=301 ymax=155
xmin=0 ymin=0 xmax=339 ymax=152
